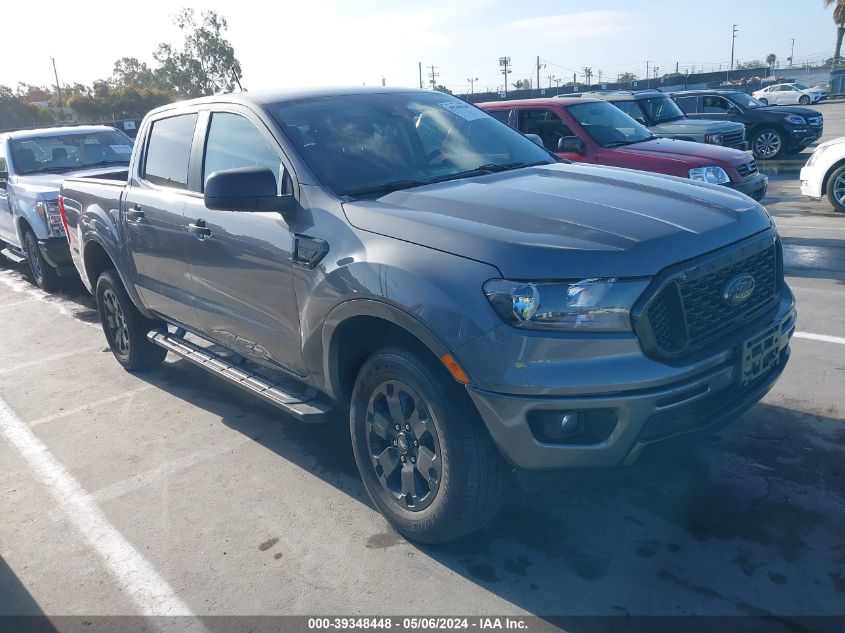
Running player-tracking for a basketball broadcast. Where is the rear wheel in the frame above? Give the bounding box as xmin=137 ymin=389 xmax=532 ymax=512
xmin=350 ymin=347 xmax=508 ymax=543
xmin=96 ymin=269 xmax=167 ymax=371
xmin=799 ymin=95 xmax=811 ymax=105
xmin=826 ymin=164 xmax=845 ymax=213
xmin=752 ymin=127 xmax=784 ymax=160
xmin=24 ymin=229 xmax=60 ymax=292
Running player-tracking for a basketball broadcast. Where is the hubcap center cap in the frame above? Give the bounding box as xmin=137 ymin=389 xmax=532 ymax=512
xmin=396 ymin=432 xmax=410 ymax=455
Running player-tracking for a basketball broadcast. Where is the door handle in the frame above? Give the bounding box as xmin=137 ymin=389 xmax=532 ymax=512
xmin=126 ymin=204 xmax=144 ymax=222
xmin=188 ymin=219 xmax=212 ymax=240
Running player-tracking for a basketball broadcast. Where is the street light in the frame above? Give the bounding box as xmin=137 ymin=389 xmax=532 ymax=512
xmin=728 ymin=24 xmax=738 ymax=82
xmin=467 ymin=77 xmax=478 ymax=95
xmin=499 ymin=56 xmax=511 ymax=98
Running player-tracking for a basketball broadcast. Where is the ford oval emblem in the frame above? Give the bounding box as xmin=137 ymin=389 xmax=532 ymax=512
xmin=722 ymin=274 xmax=756 ymax=306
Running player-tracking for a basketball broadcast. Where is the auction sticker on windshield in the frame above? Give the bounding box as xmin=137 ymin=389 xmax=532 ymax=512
xmin=110 ymin=145 xmax=133 ymax=153
xmin=438 ymin=101 xmax=487 ymax=121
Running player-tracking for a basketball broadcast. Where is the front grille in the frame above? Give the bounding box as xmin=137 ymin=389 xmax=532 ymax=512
xmin=808 ymin=116 xmax=823 ymax=127
xmin=721 ymin=129 xmax=746 ymax=150
xmin=736 ymin=159 xmax=758 ymax=178
xmin=639 ymin=235 xmax=781 ymax=359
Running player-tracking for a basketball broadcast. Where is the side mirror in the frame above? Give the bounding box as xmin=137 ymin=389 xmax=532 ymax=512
xmin=558 ymin=136 xmax=584 ymax=154
xmin=204 ymin=166 xmax=295 ymax=213
xmin=524 ymin=133 xmax=544 ymax=148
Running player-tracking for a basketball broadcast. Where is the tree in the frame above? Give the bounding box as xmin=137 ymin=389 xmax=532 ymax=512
xmin=433 ymin=85 xmax=452 ymax=94
xmin=766 ymin=53 xmax=777 ymax=68
xmin=0 ymin=85 xmax=54 ymax=129
xmin=154 ymin=9 xmax=242 ymax=98
xmin=824 ymin=0 xmax=845 ymax=67
xmin=617 ymin=72 xmax=637 ymax=82
xmin=111 ymin=57 xmax=163 ymax=90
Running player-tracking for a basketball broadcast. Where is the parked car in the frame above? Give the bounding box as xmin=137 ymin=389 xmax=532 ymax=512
xmin=60 ymin=88 xmax=795 ymax=543
xmin=480 ymin=98 xmax=767 ymax=200
xmin=672 ymin=90 xmax=823 ymax=160
xmin=0 ymin=125 xmax=133 ymax=289
xmin=799 ymin=136 xmax=845 ymax=212
xmin=573 ymin=90 xmax=748 ymax=150
xmin=752 ymin=83 xmax=823 ymax=105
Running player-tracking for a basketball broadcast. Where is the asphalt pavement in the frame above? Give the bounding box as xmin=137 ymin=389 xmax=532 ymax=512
xmin=0 ymin=124 xmax=844 ymax=630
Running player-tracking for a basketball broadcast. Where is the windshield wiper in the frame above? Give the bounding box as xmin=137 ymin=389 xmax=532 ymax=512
xmin=345 ymin=179 xmax=429 ymax=197
xmin=83 ymin=160 xmax=130 ymax=168
xmin=428 ymin=160 xmax=551 ymax=184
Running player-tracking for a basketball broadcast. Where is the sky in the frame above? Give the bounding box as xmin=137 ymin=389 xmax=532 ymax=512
xmin=3 ymin=0 xmax=838 ymax=95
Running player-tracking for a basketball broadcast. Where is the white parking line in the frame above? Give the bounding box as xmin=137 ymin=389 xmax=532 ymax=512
xmin=794 ymin=331 xmax=845 ymax=345
xmin=0 ymin=270 xmax=99 ymax=329
xmin=0 ymin=396 xmax=201 ymax=620
xmin=0 ymin=349 xmax=87 ymax=376
xmin=27 ymin=385 xmax=156 ymax=426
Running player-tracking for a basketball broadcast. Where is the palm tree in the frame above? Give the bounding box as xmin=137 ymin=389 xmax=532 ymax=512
xmin=823 ymin=0 xmax=845 ymax=66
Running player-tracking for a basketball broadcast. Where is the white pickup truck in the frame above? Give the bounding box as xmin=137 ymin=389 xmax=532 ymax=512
xmin=0 ymin=125 xmax=133 ymax=289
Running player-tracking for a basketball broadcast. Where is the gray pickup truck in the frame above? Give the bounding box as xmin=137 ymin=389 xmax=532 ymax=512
xmin=61 ymin=88 xmax=795 ymax=542
xmin=577 ymin=90 xmax=749 ymax=150
xmin=0 ymin=126 xmax=133 ymax=289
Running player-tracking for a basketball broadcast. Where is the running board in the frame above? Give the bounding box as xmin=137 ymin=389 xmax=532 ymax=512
xmin=147 ymin=329 xmax=332 ymax=423
xmin=0 ymin=247 xmax=27 ymax=264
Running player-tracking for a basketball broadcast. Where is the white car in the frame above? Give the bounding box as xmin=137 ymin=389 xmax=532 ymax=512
xmin=800 ymin=136 xmax=845 ymax=213
xmin=752 ymin=83 xmax=818 ymax=106
xmin=792 ymin=83 xmax=828 ymax=102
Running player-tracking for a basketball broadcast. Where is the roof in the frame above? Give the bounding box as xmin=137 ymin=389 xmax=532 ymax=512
xmin=476 ymin=97 xmax=599 ymax=108
xmin=1 ymin=124 xmax=120 ymax=140
xmin=580 ymin=90 xmax=666 ymax=101
xmin=669 ymin=89 xmax=745 ymax=96
xmin=147 ymin=86 xmax=431 ymax=117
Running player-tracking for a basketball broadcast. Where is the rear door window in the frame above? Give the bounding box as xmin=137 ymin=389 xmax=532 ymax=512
xmin=143 ymin=114 xmax=199 ymax=189
xmin=613 ymin=100 xmax=647 ymax=124
xmin=674 ymin=96 xmax=699 ymax=114
xmin=517 ymin=109 xmax=575 ymax=152
xmin=702 ymin=96 xmax=731 ymax=114
xmin=487 ymin=110 xmax=511 ymax=126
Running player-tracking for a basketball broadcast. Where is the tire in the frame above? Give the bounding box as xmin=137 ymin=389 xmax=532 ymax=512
xmin=350 ymin=347 xmax=508 ymax=543
xmin=826 ymin=164 xmax=845 ymax=213
xmin=799 ymin=95 xmax=810 ymax=105
xmin=24 ymin=229 xmax=61 ymax=292
xmin=752 ymin=127 xmax=785 ymax=160
xmin=759 ymin=98 xmax=768 ymax=105
xmin=95 ymin=269 xmax=167 ymax=371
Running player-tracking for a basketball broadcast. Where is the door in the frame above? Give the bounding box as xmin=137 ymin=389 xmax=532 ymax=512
xmin=123 ymin=112 xmax=199 ymax=326
xmin=0 ymin=141 xmax=15 ymax=244
xmin=516 ymin=108 xmax=592 ymax=162
xmin=699 ymin=95 xmax=733 ymax=121
xmin=183 ymin=109 xmax=304 ymax=375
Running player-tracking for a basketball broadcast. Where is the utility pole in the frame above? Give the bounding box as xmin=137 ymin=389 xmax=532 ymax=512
xmin=418 ymin=62 xmax=423 ymax=89
xmin=427 ymin=65 xmax=439 ymax=90
xmin=467 ymin=77 xmax=478 ymax=95
xmin=50 ymin=56 xmax=63 ymax=107
xmin=547 ymin=74 xmax=555 ymax=89
xmin=499 ymin=57 xmax=511 ymax=97
xmin=536 ymin=56 xmax=544 ymax=95
xmin=554 ymin=77 xmax=562 ymax=96
xmin=381 ymin=77 xmax=386 ymax=87
xmin=789 ymin=38 xmax=795 ymax=67
xmin=582 ymin=67 xmax=592 ymax=86
xmin=729 ymin=24 xmax=738 ymax=81
xmin=645 ymin=61 xmax=651 ymax=88
xmin=676 ymin=61 xmax=679 ymax=74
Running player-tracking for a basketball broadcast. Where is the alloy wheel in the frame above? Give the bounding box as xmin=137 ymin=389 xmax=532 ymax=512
xmin=833 ymin=173 xmax=845 ymax=207
xmin=102 ymin=288 xmax=130 ymax=358
xmin=754 ymin=131 xmax=782 ymax=159
xmin=365 ymin=380 xmax=442 ymax=511
xmin=25 ymin=235 xmax=43 ymax=285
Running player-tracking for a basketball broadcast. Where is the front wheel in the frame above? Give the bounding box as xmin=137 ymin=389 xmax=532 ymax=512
xmin=24 ymin=229 xmax=60 ymax=291
xmin=799 ymin=95 xmax=811 ymax=105
xmin=752 ymin=128 xmax=785 ymax=160
xmin=96 ymin=270 xmax=167 ymax=371
xmin=350 ymin=347 xmax=508 ymax=543
xmin=826 ymin=164 xmax=845 ymax=213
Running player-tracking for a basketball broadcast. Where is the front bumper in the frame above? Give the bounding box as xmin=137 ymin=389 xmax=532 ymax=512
xmin=800 ymin=164 xmax=824 ymax=199
xmin=37 ymin=236 xmax=76 ymax=277
xmin=467 ymin=292 xmax=796 ymax=470
xmin=787 ymin=126 xmax=823 ymax=149
xmin=727 ymin=172 xmax=768 ymax=201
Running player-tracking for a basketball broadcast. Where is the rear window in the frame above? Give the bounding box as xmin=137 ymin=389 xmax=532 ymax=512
xmin=143 ymin=114 xmax=198 ymax=189
xmin=9 ymin=130 xmax=133 ymax=176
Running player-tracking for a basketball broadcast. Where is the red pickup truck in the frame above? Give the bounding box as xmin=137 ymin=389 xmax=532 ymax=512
xmin=479 ymin=97 xmax=767 ymax=201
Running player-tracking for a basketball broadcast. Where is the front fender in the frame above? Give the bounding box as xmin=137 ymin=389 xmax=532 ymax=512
xmin=10 ymin=187 xmax=49 ymax=243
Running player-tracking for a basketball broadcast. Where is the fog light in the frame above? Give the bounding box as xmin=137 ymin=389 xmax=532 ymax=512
xmin=528 ymin=408 xmax=619 ymax=446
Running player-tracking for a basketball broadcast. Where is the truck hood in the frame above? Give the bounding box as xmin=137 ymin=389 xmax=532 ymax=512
xmin=12 ymin=165 xmax=127 ymax=198
xmin=757 ymin=105 xmax=822 ymax=119
xmin=613 ymin=137 xmax=751 ymax=168
xmin=650 ymin=117 xmax=742 ymax=135
xmin=343 ymin=163 xmax=771 ymax=279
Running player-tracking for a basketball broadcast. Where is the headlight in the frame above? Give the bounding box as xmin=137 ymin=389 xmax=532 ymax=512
xmin=35 ymin=201 xmax=65 ymax=237
xmin=688 ymin=166 xmax=730 ymax=184
xmin=785 ymin=114 xmax=806 ymax=125
xmin=806 ymin=144 xmax=830 ymax=167
xmin=704 ymin=133 xmax=724 ymax=145
xmin=483 ymin=278 xmax=649 ymax=332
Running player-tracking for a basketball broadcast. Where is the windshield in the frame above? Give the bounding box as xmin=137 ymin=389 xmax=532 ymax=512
xmin=793 ymin=83 xmax=808 ymax=90
xmin=639 ymin=96 xmax=686 ymax=124
xmin=10 ymin=130 xmax=133 ymax=175
xmin=566 ymin=100 xmax=654 ymax=148
xmin=266 ymin=92 xmax=554 ymax=196
xmin=727 ymin=93 xmax=767 ymax=109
